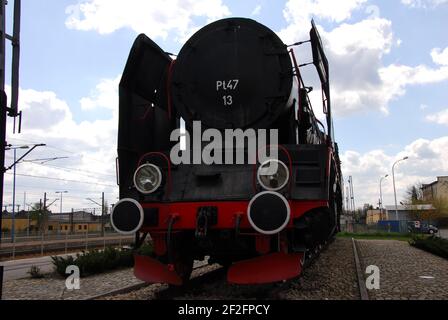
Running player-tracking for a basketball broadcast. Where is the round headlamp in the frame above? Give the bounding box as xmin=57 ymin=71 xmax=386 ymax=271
xmin=133 ymin=163 xmax=162 ymax=194
xmin=257 ymin=159 xmax=289 ymax=191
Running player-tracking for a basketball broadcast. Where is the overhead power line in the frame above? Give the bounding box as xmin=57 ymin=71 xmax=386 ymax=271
xmin=24 ymin=161 xmax=116 ymax=180
xmin=5 ymin=172 xmax=117 ymax=187
xmin=7 ymin=137 xmax=115 ymax=165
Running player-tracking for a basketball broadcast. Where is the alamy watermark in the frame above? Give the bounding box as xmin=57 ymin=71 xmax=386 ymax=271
xmin=170 ymin=121 xmax=279 ymax=170
xmin=366 ymin=265 xmax=380 ymax=290
xmin=65 ymin=265 xmax=80 ymax=290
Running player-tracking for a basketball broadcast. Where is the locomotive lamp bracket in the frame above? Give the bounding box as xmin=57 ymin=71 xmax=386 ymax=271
xmin=195 ymin=206 xmax=218 ymax=239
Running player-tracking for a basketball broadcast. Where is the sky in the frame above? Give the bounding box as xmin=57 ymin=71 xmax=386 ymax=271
xmin=2 ymin=0 xmax=448 ymax=214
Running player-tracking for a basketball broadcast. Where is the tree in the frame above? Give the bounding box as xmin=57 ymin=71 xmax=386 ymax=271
xmin=404 ymin=183 xmax=423 ymax=205
xmin=404 ymin=182 xmax=448 ymax=223
xmin=29 ymin=202 xmax=51 ymax=232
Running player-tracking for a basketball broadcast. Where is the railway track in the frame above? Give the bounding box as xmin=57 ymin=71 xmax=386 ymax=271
xmin=93 ymin=237 xmax=339 ymax=300
xmin=86 ymin=260 xmax=220 ymax=300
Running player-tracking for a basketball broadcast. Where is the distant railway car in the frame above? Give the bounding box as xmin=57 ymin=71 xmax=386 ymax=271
xmin=111 ymin=18 xmax=343 ymax=285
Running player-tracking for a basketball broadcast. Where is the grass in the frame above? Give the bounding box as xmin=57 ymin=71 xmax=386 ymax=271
xmin=337 ymin=231 xmax=413 ymax=241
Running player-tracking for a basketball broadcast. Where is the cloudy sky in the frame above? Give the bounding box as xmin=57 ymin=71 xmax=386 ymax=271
xmin=2 ymin=0 xmax=448 ymax=213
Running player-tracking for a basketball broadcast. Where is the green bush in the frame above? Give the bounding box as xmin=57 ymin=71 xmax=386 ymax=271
xmin=28 ymin=265 xmax=45 ymax=279
xmin=52 ymin=255 xmax=76 ymax=276
xmin=51 ymin=244 xmax=152 ymax=278
xmin=136 ymin=242 xmax=154 ymax=257
xmin=409 ymin=235 xmax=448 ymax=259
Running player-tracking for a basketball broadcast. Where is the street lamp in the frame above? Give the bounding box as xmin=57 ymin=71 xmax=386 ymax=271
xmin=379 ymin=174 xmax=388 ymax=209
xmin=379 ymin=174 xmax=388 ymax=220
xmin=392 ymin=156 xmax=409 ymax=221
xmin=55 ymin=191 xmax=68 ymax=214
xmin=5 ymin=145 xmax=29 ymax=243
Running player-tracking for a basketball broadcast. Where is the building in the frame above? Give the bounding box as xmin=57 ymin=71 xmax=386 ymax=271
xmin=366 ymin=209 xmax=387 ymax=225
xmin=46 ymin=211 xmax=111 ymax=233
xmin=384 ymin=204 xmax=435 ymax=221
xmin=1 ymin=211 xmax=37 ymax=232
xmin=422 ymin=176 xmax=448 ymax=202
xmin=1 ymin=210 xmax=111 ymax=234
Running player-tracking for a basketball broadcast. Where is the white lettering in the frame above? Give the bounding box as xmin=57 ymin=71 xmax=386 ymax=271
xmin=366 ymin=265 xmax=380 ymax=290
xmin=65 ymin=265 xmax=80 ymax=290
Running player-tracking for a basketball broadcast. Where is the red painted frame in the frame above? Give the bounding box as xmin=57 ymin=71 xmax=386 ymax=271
xmin=140 ymin=199 xmax=328 ymax=232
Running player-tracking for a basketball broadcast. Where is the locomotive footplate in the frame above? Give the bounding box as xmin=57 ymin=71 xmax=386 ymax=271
xmin=134 ymin=251 xmax=305 ymax=285
xmin=227 ymin=252 xmax=304 ymax=284
xmin=134 ymin=254 xmax=183 ymax=285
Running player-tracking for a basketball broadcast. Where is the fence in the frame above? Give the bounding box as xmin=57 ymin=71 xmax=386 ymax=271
xmin=0 ymin=230 xmax=134 ymax=261
xmin=341 ymin=220 xmax=444 ymax=234
xmin=342 ymin=220 xmax=410 ymax=233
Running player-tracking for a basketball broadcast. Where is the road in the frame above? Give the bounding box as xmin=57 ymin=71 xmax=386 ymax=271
xmin=439 ymin=228 xmax=448 ymax=239
xmin=0 ymin=253 xmax=76 ymax=281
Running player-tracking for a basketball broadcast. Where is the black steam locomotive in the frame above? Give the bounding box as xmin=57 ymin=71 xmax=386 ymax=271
xmin=111 ymin=18 xmax=343 ymax=285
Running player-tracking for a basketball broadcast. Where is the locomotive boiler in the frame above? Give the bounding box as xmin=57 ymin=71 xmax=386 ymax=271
xmin=111 ymin=17 xmax=343 ymax=285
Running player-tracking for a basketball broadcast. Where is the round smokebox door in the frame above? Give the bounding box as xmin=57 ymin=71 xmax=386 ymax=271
xmin=172 ymin=18 xmax=293 ymax=129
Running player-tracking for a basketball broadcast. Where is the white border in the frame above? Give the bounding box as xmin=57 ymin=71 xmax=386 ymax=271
xmin=247 ymin=191 xmax=291 ymax=235
xmin=110 ymin=198 xmax=144 ymax=235
xmin=133 ymin=163 xmax=162 ymax=194
xmin=256 ymin=159 xmax=290 ymax=191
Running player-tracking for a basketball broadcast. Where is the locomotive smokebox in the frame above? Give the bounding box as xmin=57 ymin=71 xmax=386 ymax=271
xmin=172 ymin=18 xmax=293 ymax=129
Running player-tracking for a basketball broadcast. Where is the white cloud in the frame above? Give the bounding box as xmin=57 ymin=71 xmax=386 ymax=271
xmin=323 ymin=18 xmax=448 ymax=116
xmin=251 ymin=4 xmax=262 ymax=16
xmin=331 ymin=61 xmax=448 ymax=116
xmin=65 ymin=0 xmax=231 ymax=41
xmin=278 ymin=0 xmax=367 ymax=43
xmin=426 ymin=109 xmax=448 ymax=125
xmin=323 ymin=18 xmax=393 ymax=55
xmin=401 ymin=0 xmax=448 ymax=8
xmin=80 ymin=75 xmax=120 ymax=110
xmin=7 ymin=87 xmax=72 ymax=130
xmin=341 ymin=136 xmax=448 ymax=208
xmin=420 ymin=104 xmax=429 ymax=110
xmin=4 ymin=77 xmax=120 ymax=212
xmin=321 ymin=18 xmax=393 ymax=115
xmin=278 ymin=1 xmax=448 ymax=117
xmin=431 ymin=47 xmax=448 ymax=66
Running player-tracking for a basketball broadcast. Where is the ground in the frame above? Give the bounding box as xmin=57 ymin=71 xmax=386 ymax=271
xmin=357 ymin=239 xmax=448 ymax=300
xmin=2 ymin=237 xmax=447 ymax=300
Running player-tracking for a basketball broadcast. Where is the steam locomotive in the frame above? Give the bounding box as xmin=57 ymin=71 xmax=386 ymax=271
xmin=111 ymin=18 xmax=343 ymax=285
